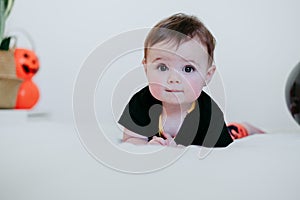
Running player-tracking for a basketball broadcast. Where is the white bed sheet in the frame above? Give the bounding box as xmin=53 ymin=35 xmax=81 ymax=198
xmin=0 ymin=120 xmax=299 ymax=200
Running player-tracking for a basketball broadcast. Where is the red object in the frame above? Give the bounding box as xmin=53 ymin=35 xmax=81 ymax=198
xmin=15 ymin=80 xmax=40 ymax=109
xmin=227 ymin=123 xmax=249 ymax=139
xmin=14 ymin=48 xmax=39 ymax=80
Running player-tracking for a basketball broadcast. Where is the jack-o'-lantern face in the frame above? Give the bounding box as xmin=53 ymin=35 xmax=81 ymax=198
xmin=14 ymin=48 xmax=39 ymax=79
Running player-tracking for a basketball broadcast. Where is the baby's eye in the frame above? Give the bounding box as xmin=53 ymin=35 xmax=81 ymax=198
xmin=183 ymin=65 xmax=195 ymax=73
xmin=157 ymin=64 xmax=168 ymax=71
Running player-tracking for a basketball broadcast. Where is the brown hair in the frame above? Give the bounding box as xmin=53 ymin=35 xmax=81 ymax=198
xmin=144 ymin=13 xmax=216 ymax=66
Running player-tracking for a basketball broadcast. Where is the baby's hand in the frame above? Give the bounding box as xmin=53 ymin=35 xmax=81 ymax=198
xmin=148 ymin=136 xmax=168 ymax=145
xmin=162 ymin=132 xmax=186 ymax=148
xmin=163 ymin=132 xmax=177 ymax=147
xmin=148 ymin=132 xmax=184 ymax=148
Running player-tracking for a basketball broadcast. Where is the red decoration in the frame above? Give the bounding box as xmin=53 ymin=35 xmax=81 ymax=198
xmin=14 ymin=48 xmax=40 ymax=109
xmin=15 ymin=80 xmax=39 ymax=109
xmin=14 ymin=48 xmax=39 ymax=80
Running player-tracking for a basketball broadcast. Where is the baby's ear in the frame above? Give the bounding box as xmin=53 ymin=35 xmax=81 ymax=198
xmin=142 ymin=58 xmax=147 ymax=73
xmin=205 ymin=65 xmax=216 ymax=84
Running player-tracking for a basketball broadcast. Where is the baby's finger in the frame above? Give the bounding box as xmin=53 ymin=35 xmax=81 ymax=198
xmin=148 ymin=136 xmax=166 ymax=145
xmin=156 ymin=137 xmax=167 ymax=145
xmin=167 ymin=138 xmax=177 ymax=147
xmin=161 ymin=132 xmax=176 ymax=146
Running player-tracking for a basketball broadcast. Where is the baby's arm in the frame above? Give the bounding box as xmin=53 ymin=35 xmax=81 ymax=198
xmin=122 ymin=128 xmax=148 ymax=145
xmin=122 ymin=128 xmax=183 ymax=147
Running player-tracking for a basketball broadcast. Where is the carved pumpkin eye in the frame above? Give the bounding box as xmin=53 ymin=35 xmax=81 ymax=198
xmin=24 ymin=53 xmax=29 ymax=58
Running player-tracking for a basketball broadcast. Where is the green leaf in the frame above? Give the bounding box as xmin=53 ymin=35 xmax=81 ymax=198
xmin=0 ymin=36 xmax=11 ymax=50
xmin=0 ymin=0 xmax=15 ymax=43
xmin=4 ymin=0 xmax=15 ymax=18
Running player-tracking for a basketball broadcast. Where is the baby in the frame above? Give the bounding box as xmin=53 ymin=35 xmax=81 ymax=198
xmin=118 ymin=13 xmax=263 ymax=147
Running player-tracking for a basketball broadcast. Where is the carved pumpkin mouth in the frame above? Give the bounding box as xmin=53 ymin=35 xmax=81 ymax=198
xmin=22 ymin=64 xmax=39 ymax=74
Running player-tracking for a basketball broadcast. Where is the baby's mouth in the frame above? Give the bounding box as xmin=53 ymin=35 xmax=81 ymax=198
xmin=165 ymin=89 xmax=183 ymax=93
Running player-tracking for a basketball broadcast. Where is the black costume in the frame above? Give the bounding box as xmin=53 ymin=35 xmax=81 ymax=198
xmin=118 ymin=86 xmax=233 ymax=147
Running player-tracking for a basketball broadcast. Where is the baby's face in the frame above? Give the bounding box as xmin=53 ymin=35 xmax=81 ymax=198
xmin=144 ymin=39 xmax=214 ymax=105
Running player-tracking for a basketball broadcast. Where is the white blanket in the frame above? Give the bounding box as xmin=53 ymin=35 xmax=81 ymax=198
xmin=0 ymin=121 xmax=299 ymax=200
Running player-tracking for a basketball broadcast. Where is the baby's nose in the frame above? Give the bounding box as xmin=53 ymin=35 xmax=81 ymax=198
xmin=167 ymin=70 xmax=181 ymax=84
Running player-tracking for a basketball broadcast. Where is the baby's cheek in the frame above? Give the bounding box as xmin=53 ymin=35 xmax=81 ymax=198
xmin=149 ymin=83 xmax=163 ymax=100
xmin=187 ymin=80 xmax=204 ymax=99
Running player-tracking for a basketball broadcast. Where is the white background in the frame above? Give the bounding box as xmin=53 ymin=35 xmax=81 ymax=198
xmin=2 ymin=1 xmax=300 ymax=200
xmin=5 ymin=0 xmax=300 ymax=132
